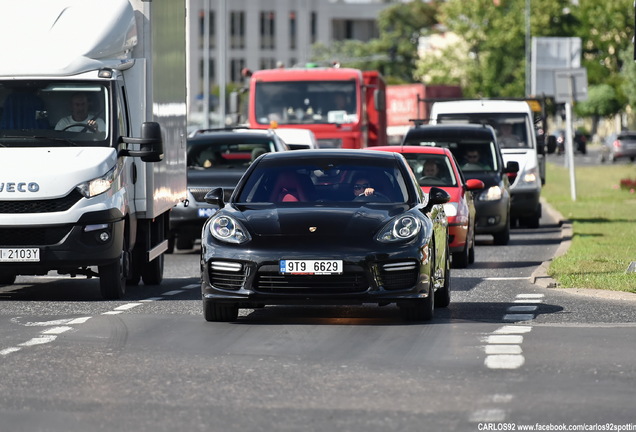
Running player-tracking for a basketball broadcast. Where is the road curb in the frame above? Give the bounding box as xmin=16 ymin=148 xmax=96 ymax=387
xmin=530 ymin=198 xmax=572 ymax=289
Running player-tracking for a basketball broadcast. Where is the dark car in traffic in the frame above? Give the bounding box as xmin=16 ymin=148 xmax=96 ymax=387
xmin=402 ymin=124 xmax=518 ymax=245
xmin=200 ymin=149 xmax=451 ymax=322
xmin=168 ymin=128 xmax=289 ymax=252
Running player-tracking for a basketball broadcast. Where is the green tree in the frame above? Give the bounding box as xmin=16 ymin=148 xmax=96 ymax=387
xmin=311 ymin=1 xmax=440 ymax=83
xmin=575 ymin=0 xmax=633 ymax=86
xmin=574 ymin=84 xmax=622 ymax=133
xmin=427 ymin=0 xmax=578 ymax=97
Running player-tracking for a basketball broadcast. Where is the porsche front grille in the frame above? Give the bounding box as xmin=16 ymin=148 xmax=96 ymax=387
xmin=255 ymin=271 xmax=368 ymax=295
xmin=208 ymin=261 xmax=247 ymax=290
xmin=378 ymin=261 xmax=419 ymax=290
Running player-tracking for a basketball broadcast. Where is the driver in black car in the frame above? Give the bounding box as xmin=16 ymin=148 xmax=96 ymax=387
xmin=352 ymin=175 xmax=375 ymax=198
xmin=55 ymin=92 xmax=105 ymax=132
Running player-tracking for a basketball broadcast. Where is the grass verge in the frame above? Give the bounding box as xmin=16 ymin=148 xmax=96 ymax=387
xmin=541 ymin=160 xmax=636 ymax=293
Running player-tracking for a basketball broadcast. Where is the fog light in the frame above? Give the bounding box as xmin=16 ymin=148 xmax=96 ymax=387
xmin=98 ymin=231 xmax=110 ymax=242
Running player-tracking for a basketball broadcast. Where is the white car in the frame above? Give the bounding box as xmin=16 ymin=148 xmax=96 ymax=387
xmin=273 ymin=128 xmax=319 ymax=150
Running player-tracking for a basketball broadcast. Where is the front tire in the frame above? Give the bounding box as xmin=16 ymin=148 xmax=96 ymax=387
xmin=435 ymin=243 xmax=451 ymax=308
xmin=99 ymin=252 xmax=127 ymax=300
xmin=399 ymin=246 xmax=435 ymax=321
xmin=452 ymin=241 xmax=469 ymax=268
xmin=142 ymin=254 xmax=164 ymax=285
xmin=492 ymin=221 xmax=510 ymax=245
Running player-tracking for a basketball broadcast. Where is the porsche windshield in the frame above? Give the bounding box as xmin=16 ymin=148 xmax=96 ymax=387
xmin=237 ymin=158 xmax=410 ymax=204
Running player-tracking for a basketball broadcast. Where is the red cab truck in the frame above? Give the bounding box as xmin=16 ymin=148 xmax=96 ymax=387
xmin=246 ymin=66 xmax=387 ymax=149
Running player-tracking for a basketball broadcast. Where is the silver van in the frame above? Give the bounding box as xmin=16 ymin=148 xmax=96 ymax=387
xmin=430 ymin=100 xmax=545 ymax=228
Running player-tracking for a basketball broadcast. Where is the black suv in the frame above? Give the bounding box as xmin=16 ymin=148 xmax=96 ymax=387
xmin=402 ymin=124 xmax=518 ymax=245
xmin=168 ymin=128 xmax=289 ymax=252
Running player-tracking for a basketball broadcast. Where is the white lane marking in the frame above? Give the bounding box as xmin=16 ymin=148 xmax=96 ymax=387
xmin=485 ymin=354 xmax=525 ymax=369
xmin=484 ymin=277 xmax=531 ymax=281
xmin=503 ymin=313 xmax=535 ymax=322
xmin=494 ymin=325 xmax=532 ymax=334
xmin=114 ymin=303 xmax=142 ymax=311
xmin=508 ymin=305 xmax=538 ymax=312
xmin=485 ymin=334 xmax=523 ymax=344
xmin=516 ymin=293 xmax=544 ymax=299
xmin=0 ymin=347 xmax=22 ymax=356
xmin=514 ymin=298 xmax=543 ymax=303
xmin=469 ymin=408 xmax=507 ymax=422
xmin=19 ymin=335 xmax=57 ymax=347
xmin=23 ymin=318 xmax=74 ymax=327
xmin=485 ymin=345 xmax=523 ymax=355
xmin=1 ymin=282 xmax=195 ymax=356
xmin=41 ymin=326 xmax=73 ymax=335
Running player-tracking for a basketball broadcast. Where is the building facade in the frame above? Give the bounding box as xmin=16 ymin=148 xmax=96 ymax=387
xmin=187 ymin=0 xmax=398 ymax=121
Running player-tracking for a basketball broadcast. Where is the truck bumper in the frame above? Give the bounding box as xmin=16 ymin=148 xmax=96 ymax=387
xmin=0 ymin=209 xmax=124 ymax=275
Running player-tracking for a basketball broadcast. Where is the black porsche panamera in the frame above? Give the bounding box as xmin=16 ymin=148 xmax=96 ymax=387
xmin=200 ymin=149 xmax=451 ymax=322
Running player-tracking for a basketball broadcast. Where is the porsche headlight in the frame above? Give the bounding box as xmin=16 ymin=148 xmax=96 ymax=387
xmin=478 ymin=185 xmax=503 ymax=201
xmin=376 ymin=215 xmax=422 ymax=243
xmin=209 ymin=214 xmax=251 ymax=244
xmin=76 ymin=164 xmax=117 ymax=198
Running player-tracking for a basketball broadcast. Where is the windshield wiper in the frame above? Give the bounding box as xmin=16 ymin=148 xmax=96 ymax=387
xmin=0 ymin=135 xmax=79 ymax=146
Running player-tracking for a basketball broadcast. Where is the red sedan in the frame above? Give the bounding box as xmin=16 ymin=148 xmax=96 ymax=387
xmin=371 ymin=146 xmax=484 ymax=268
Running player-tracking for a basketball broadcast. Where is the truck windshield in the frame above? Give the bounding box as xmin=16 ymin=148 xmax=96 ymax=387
xmin=0 ymin=81 xmax=109 ymax=146
xmin=436 ymin=113 xmax=530 ymax=150
xmin=254 ymin=81 xmax=357 ymax=126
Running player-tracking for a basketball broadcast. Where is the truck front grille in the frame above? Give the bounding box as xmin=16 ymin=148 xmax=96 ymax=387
xmin=0 ymin=226 xmax=71 ymax=246
xmin=0 ymin=190 xmax=83 ymax=214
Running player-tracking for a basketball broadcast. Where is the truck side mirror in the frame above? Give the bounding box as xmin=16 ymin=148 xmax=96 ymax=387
xmin=119 ymin=121 xmax=164 ymax=162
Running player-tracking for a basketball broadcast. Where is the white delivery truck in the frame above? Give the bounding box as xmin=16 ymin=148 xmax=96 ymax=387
xmin=430 ymin=99 xmax=544 ymax=228
xmin=0 ymin=0 xmax=187 ymax=298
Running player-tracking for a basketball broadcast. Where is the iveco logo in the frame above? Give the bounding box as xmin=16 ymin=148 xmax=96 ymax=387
xmin=0 ymin=182 xmax=40 ymax=193
xmin=309 ymin=226 xmax=317 ymax=233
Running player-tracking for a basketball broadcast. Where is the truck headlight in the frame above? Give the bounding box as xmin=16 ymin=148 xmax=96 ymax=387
xmin=76 ymin=164 xmax=117 ymax=198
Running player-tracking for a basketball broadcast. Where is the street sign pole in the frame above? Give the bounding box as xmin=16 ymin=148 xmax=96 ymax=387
xmin=564 ymin=99 xmax=577 ymax=201
xmin=554 ymin=68 xmax=587 ymax=201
